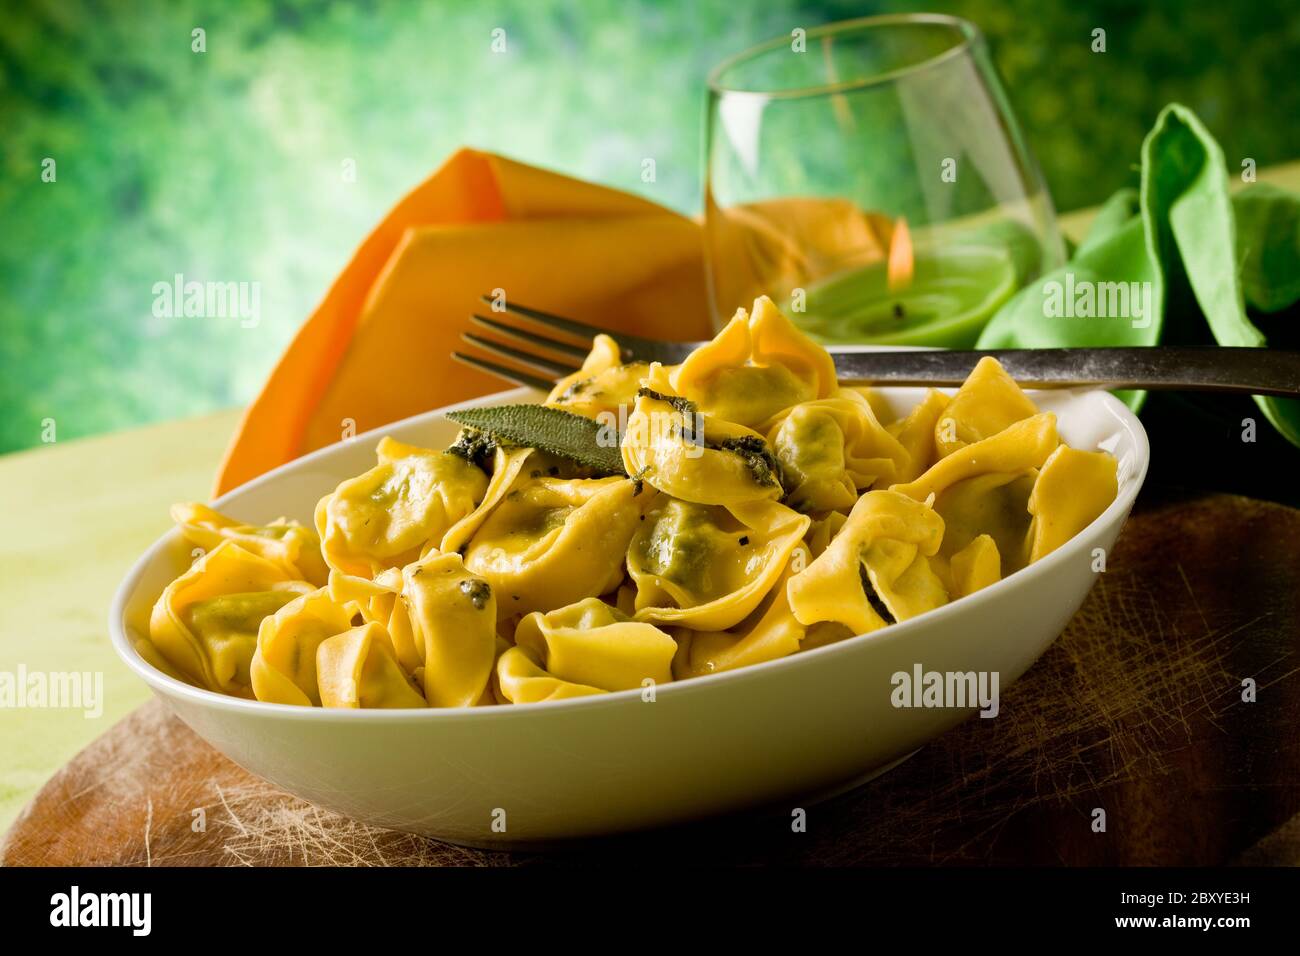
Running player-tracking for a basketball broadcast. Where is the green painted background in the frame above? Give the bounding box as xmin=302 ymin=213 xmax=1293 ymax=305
xmin=2 ymin=0 xmax=1298 ymax=454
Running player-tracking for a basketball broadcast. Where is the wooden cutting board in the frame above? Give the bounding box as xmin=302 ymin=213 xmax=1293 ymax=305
xmin=5 ymin=493 xmax=1299 ymax=866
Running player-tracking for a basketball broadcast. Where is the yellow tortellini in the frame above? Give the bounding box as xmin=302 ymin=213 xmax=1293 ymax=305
xmin=171 ymin=502 xmax=329 ymax=586
xmin=148 ymin=297 xmax=1119 ymax=708
xmin=671 ymin=544 xmax=809 ymax=679
xmin=315 ymin=436 xmax=488 ymax=577
xmin=763 ymin=389 xmax=910 ymax=512
xmin=495 ymin=647 xmax=607 ymax=704
xmin=934 ymin=356 xmax=1041 ymax=458
xmin=316 ymin=623 xmax=427 ymax=709
xmin=150 ymin=541 xmax=315 ymax=697
xmin=326 ymin=553 xmax=497 ymax=706
xmin=627 ymin=497 xmax=809 ymax=631
xmin=670 ymin=295 xmax=837 ymax=428
xmin=545 ymin=334 xmax=649 ymax=421
xmin=328 ymin=566 xmax=422 ymax=672
xmin=514 ymin=598 xmax=676 ymax=691
xmin=463 ymin=474 xmax=653 ymax=618
xmin=787 ymin=490 xmax=947 ymax=635
xmin=438 ymin=444 xmax=535 ymax=555
xmin=887 ymin=388 xmax=950 ymax=483
xmin=1026 ymin=445 xmax=1119 ymax=561
xmin=400 ymin=551 xmax=497 ymax=707
xmin=948 ymin=534 xmax=1002 ymax=598
xmin=621 ymin=364 xmax=784 ymax=507
xmin=249 ymin=588 xmax=357 ymax=706
xmin=805 ymin=509 xmax=849 ymax=558
xmin=892 ymin=412 xmax=1060 ymax=575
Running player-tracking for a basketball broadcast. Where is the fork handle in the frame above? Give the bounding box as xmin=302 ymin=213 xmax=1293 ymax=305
xmin=832 ymin=347 xmax=1300 ymax=398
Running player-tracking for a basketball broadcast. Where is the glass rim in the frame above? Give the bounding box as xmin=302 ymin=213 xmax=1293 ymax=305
xmin=707 ymin=13 xmax=980 ymax=101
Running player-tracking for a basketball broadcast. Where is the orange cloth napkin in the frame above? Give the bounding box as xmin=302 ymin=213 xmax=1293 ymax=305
xmin=214 ymin=149 xmax=713 ymax=494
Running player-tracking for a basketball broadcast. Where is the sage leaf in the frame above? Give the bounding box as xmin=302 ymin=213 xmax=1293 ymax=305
xmin=445 ymin=404 xmax=626 ymax=476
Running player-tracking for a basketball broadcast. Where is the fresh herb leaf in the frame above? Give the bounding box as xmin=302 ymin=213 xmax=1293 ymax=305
xmin=555 ymin=377 xmax=592 ymax=403
xmin=459 ymin=578 xmax=492 ymax=611
xmin=445 ymin=404 xmax=627 ymax=477
xmin=711 ymin=435 xmax=782 ymax=488
xmin=636 ymin=386 xmax=698 ymax=416
xmin=859 ymin=564 xmax=896 ymax=625
xmin=447 ymin=428 xmax=499 ymax=470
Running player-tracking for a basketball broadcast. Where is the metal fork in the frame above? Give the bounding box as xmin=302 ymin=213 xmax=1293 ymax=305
xmin=453 ymin=296 xmax=1300 ymax=398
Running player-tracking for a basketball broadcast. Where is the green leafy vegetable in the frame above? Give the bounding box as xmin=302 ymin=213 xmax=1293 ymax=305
xmin=445 ymin=404 xmax=626 ymax=477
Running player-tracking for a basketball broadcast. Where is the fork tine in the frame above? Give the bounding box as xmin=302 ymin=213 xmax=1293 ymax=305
xmin=460 ymin=333 xmax=581 ymax=377
xmin=452 ymin=352 xmax=556 ymax=393
xmin=480 ymin=296 xmax=622 ymax=343
xmin=468 ymin=313 xmax=590 ymax=360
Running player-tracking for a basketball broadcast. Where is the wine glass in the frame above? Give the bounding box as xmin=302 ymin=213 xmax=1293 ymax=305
xmin=704 ymin=13 xmax=1065 ymax=347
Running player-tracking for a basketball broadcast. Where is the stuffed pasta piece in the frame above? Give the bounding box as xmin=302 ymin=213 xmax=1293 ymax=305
xmin=511 ymin=598 xmax=676 ymax=693
xmin=932 ymin=355 xmax=1041 ymax=458
xmin=171 ymin=502 xmax=329 ymax=586
xmin=787 ymin=490 xmax=948 ymax=636
xmin=329 ymin=552 xmax=498 ymax=707
xmin=316 ymin=623 xmax=426 ymax=709
xmin=544 ymin=333 xmax=649 ymax=421
xmin=627 ymin=497 xmax=810 ymax=631
xmin=886 ymin=389 xmax=950 ymax=484
xmin=668 ymin=295 xmax=838 ymax=428
xmin=150 ymin=541 xmax=316 ymax=697
xmin=671 ymin=543 xmax=810 ymax=679
xmin=462 ymin=473 xmax=655 ymax=618
xmin=400 ymin=551 xmax=498 ymax=707
xmin=315 ymin=436 xmax=489 ymax=578
xmin=891 ymin=404 xmax=1060 ymax=575
xmin=1025 ymin=445 xmax=1119 ymax=561
xmin=888 ymin=357 xmax=1117 ymax=577
xmin=328 ymin=567 xmax=421 ymax=672
xmin=621 ymin=364 xmax=785 ymax=507
xmin=438 ymin=444 xmax=536 ymax=555
xmin=249 ymin=588 xmax=358 ymax=706
xmin=762 ymin=388 xmax=910 ymax=512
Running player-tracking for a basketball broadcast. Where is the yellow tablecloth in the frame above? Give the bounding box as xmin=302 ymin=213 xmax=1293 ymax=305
xmin=3 ymin=162 xmax=1298 ymax=834
xmin=0 ymin=410 xmax=239 ymax=830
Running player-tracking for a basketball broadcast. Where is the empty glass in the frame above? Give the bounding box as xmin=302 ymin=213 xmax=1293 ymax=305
xmin=704 ymin=13 xmax=1065 ymax=347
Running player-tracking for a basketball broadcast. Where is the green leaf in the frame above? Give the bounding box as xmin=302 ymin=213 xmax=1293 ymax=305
xmin=445 ymin=404 xmax=627 ymax=477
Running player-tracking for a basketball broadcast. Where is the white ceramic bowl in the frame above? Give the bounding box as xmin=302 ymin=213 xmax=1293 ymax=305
xmin=110 ymin=380 xmax=1148 ymax=846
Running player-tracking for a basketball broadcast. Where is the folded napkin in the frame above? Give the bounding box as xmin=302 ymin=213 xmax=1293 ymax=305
xmin=214 ymin=149 xmax=713 ymax=493
xmin=978 ymin=104 xmax=1300 ymax=447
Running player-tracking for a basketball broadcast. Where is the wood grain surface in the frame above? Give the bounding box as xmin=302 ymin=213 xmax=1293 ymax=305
xmin=4 ymin=493 xmax=1299 ymax=867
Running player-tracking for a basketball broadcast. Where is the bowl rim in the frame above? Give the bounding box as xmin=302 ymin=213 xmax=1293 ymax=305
xmin=108 ymin=380 xmax=1149 ymax=723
